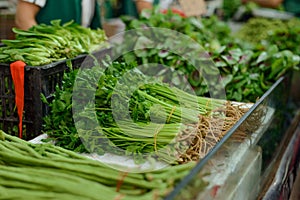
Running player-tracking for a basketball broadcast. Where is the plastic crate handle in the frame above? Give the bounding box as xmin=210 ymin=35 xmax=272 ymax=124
xmin=10 ymin=61 xmax=26 ymax=139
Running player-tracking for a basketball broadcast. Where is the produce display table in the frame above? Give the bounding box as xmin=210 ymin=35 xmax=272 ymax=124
xmin=165 ymin=75 xmax=295 ymax=199
xmin=259 ymin=110 xmax=300 ymax=199
xmin=1 ymin=6 xmax=300 ymax=200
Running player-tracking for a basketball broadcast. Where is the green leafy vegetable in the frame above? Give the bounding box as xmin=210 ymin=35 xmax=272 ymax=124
xmin=0 ymin=20 xmax=109 ymax=66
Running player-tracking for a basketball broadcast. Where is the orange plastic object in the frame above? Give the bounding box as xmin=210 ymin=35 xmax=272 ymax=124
xmin=161 ymin=8 xmax=186 ymax=17
xmin=10 ymin=60 xmax=26 ymax=138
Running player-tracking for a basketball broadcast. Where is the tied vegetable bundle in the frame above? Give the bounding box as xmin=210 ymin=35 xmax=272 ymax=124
xmin=43 ymin=59 xmax=255 ymax=165
xmin=0 ymin=20 xmax=109 ymax=66
xmin=0 ymin=130 xmax=205 ymax=200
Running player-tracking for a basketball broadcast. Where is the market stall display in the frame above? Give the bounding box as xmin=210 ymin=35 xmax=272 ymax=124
xmin=0 ymin=3 xmax=299 ymax=200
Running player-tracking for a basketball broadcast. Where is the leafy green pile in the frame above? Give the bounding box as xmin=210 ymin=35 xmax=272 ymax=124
xmin=0 ymin=20 xmax=109 ymax=66
xmin=42 ymin=9 xmax=299 ymax=165
xmin=235 ymin=18 xmax=286 ymax=44
xmin=43 ymin=59 xmax=226 ymax=164
xmin=235 ymin=17 xmax=300 ymax=55
xmin=122 ymin=8 xmax=232 ymax=49
xmin=119 ymin=9 xmax=299 ymax=102
xmin=119 ymin=9 xmax=233 ymax=97
xmin=212 ymin=45 xmax=299 ymax=102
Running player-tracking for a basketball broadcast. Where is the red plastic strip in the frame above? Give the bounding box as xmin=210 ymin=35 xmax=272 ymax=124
xmin=116 ymin=172 xmax=129 ymax=192
xmin=10 ymin=60 xmax=26 ymax=139
xmin=161 ymin=8 xmax=186 ymax=17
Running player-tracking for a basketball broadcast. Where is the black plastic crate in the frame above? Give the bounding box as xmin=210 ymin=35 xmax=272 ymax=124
xmin=0 ymin=47 xmax=111 ymax=140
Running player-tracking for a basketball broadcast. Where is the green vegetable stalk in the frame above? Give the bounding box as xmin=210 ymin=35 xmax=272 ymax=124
xmin=0 ymin=130 xmax=204 ymax=200
xmin=0 ymin=20 xmax=109 ymax=66
xmin=43 ymin=60 xmax=227 ymax=164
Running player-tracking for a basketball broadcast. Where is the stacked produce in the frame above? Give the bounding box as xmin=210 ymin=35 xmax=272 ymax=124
xmin=42 ymin=58 xmax=255 ymax=165
xmin=235 ymin=17 xmax=300 ymax=55
xmin=119 ymin=9 xmax=299 ymax=102
xmin=1 ymin=7 xmax=296 ymax=200
xmin=39 ymin=9 xmax=296 ymax=166
xmin=235 ymin=18 xmax=286 ymax=44
xmin=0 ymin=20 xmax=109 ymax=66
xmin=0 ymin=130 xmax=204 ymax=200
